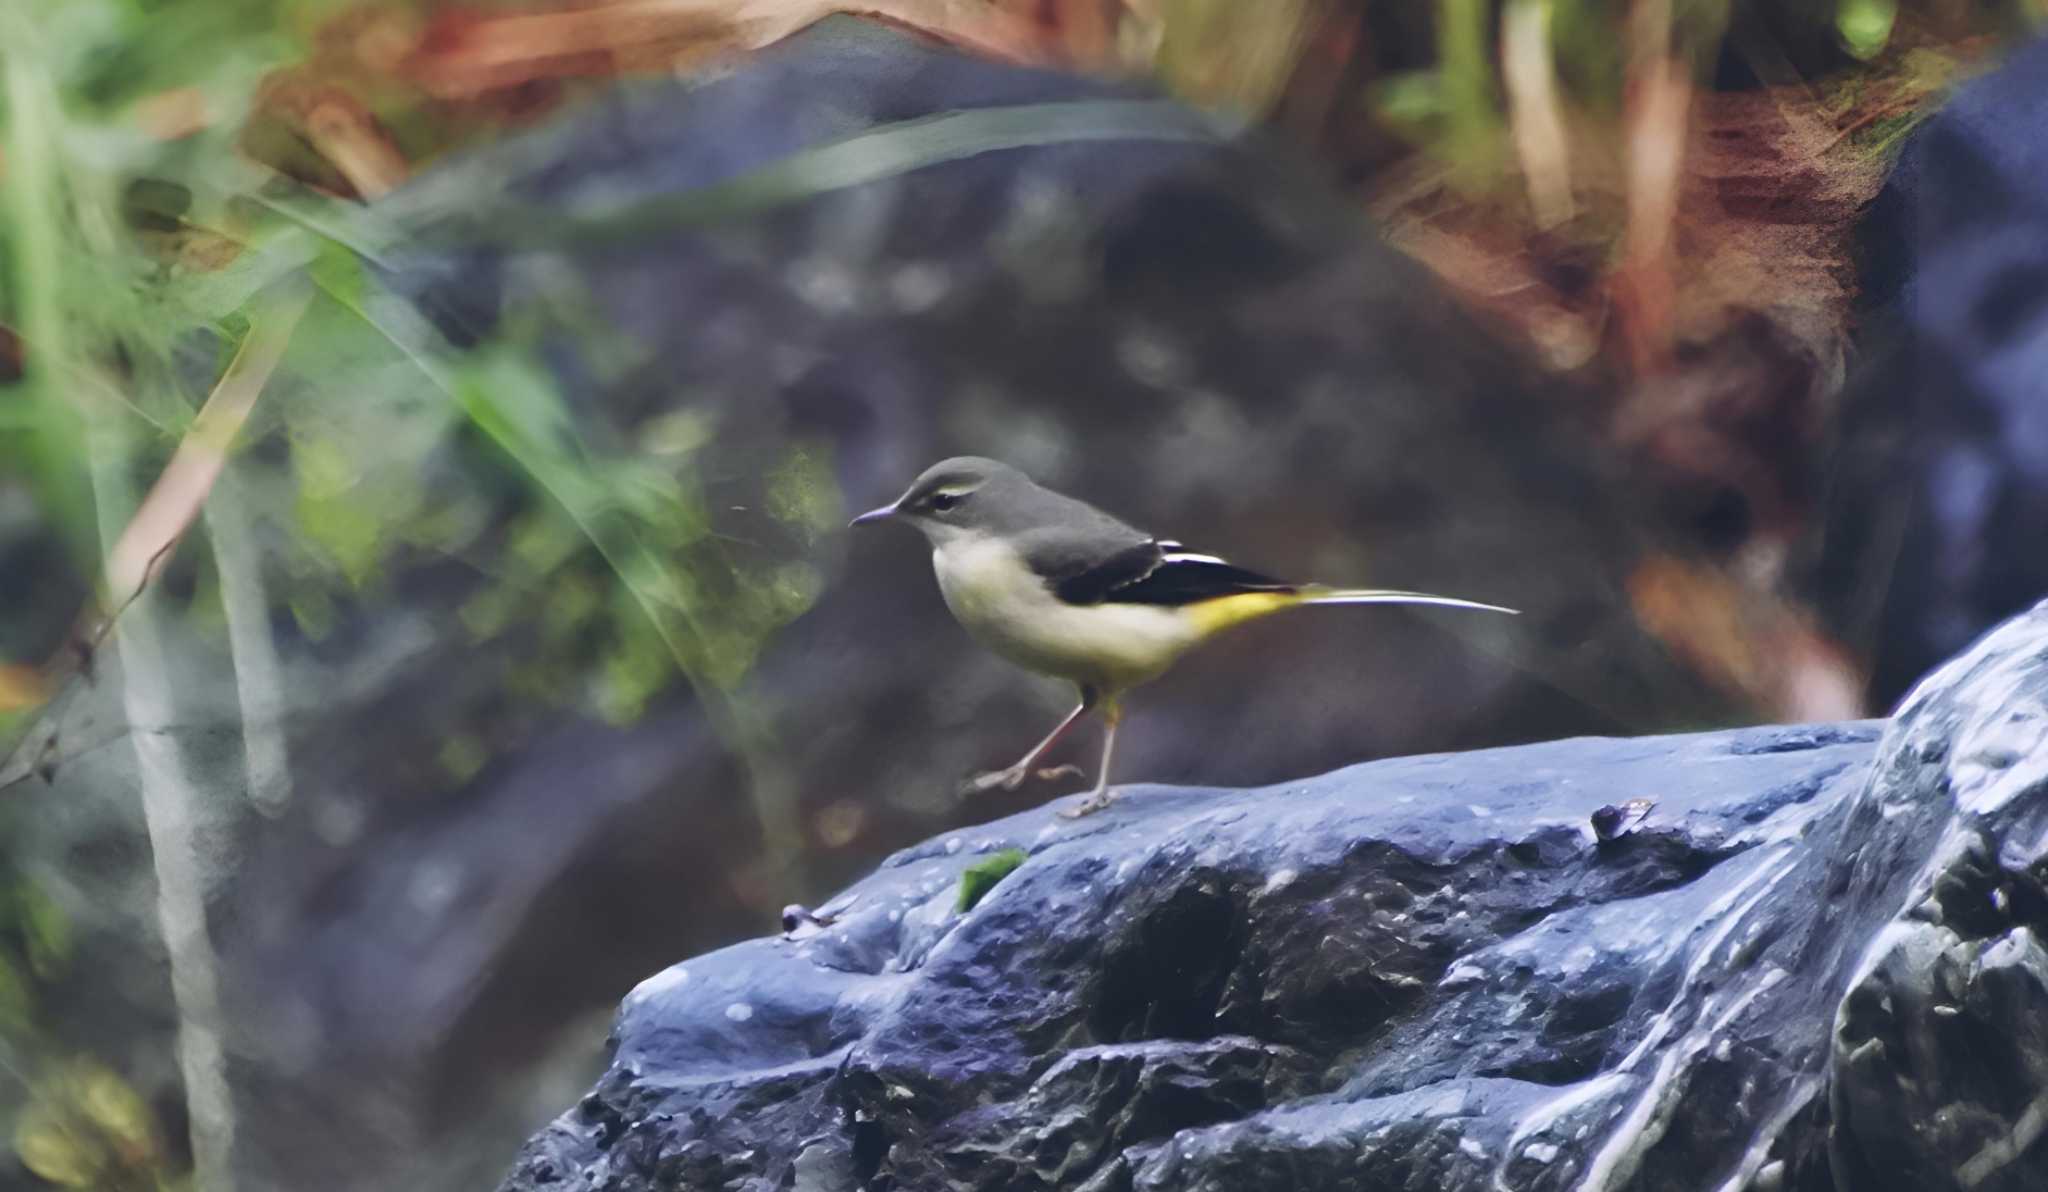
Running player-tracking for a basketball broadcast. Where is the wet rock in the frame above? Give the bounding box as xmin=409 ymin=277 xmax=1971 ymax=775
xmin=499 ymin=601 xmax=2048 ymax=1190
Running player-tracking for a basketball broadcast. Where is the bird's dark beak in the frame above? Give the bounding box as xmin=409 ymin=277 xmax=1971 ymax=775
xmin=849 ymin=502 xmax=898 ymax=528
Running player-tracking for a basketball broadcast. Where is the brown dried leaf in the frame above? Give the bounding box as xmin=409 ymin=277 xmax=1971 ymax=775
xmin=1146 ymin=0 xmax=1323 ymax=117
xmin=243 ymin=71 xmax=411 ymax=198
xmin=409 ymin=1 xmax=1057 ymax=99
xmin=1 ymin=296 xmax=313 ymax=796
xmin=1047 ymin=0 xmax=1118 ymax=67
xmin=131 ymin=87 xmax=210 ymax=140
xmin=101 ymin=293 xmax=312 ymax=610
xmin=303 ymin=96 xmax=411 ymax=198
xmin=1615 ymin=41 xmax=1690 ymax=375
xmin=1628 ymin=554 xmax=1863 ymax=720
xmin=1373 ymin=30 xmax=1977 ymax=398
xmin=0 ymin=665 xmax=47 ymax=714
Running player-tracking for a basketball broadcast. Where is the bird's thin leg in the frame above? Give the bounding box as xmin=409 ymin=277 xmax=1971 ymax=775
xmin=964 ymin=688 xmax=1096 ymax=795
xmin=1060 ymin=698 xmax=1122 ymax=818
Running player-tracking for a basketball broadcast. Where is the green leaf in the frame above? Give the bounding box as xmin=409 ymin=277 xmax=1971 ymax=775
xmin=154 ymin=227 xmax=318 ymax=324
xmin=18 ymin=880 xmax=73 ymax=979
xmin=288 ymin=585 xmax=335 ymax=641
xmin=1375 ymin=71 xmax=1450 ymax=129
xmin=0 ymin=953 xmax=32 ymax=1029
xmin=14 ymin=1058 xmax=163 ymax=1189
xmin=956 ymin=849 xmax=1028 ymax=913
xmin=15 ymin=1100 xmax=101 ymax=1188
xmin=474 ymin=100 xmax=1235 ymax=248
xmin=308 ymin=235 xmax=366 ymax=312
xmin=75 ymin=1064 xmax=157 ymax=1158
xmin=291 ymin=434 xmax=389 ymax=587
xmin=765 ymin=442 xmax=842 ymax=544
xmin=1837 ymin=0 xmax=1898 ymax=61
xmin=438 ymin=735 xmax=488 ymax=783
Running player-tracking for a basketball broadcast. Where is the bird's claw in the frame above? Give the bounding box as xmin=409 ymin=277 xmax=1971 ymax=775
xmin=963 ymin=766 xmax=1028 ymax=795
xmin=1058 ymin=789 xmax=1118 ymax=819
xmin=964 ymin=762 xmax=1086 ymax=797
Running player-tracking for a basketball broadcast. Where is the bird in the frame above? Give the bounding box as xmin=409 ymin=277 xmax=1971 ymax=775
xmin=850 ymin=457 xmax=1517 ymax=817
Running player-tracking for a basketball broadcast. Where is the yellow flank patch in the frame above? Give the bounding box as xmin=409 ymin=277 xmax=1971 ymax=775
xmin=1181 ymin=591 xmax=1304 ymax=638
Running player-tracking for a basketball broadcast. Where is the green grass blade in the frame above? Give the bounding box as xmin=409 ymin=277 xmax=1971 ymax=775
xmin=476 ymin=99 xmax=1238 ymax=247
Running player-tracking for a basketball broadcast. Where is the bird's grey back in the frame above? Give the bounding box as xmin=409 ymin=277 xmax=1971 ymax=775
xmin=993 ymin=471 xmax=1152 ymax=576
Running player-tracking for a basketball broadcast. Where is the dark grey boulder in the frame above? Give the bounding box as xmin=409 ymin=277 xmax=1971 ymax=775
xmin=1810 ymin=34 xmax=2048 ymax=705
xmin=499 ymin=604 xmax=2048 ymax=1191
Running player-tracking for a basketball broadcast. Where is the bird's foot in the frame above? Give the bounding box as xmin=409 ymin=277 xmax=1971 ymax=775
xmin=963 ymin=766 xmax=1026 ymax=795
xmin=963 ymin=762 xmax=1085 ymax=796
xmin=1058 ymin=788 xmax=1118 ymax=819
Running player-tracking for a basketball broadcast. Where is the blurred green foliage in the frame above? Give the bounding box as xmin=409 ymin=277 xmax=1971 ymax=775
xmin=0 ymin=0 xmax=846 ymax=767
xmin=1366 ymin=0 xmax=2036 ymax=190
xmin=0 ymin=859 xmax=176 ymax=1190
xmin=0 ymin=1 xmax=838 ymax=1181
xmin=1837 ymin=0 xmax=1902 ymax=59
xmin=12 ymin=1057 xmax=179 ymax=1191
xmin=0 ymin=879 xmax=71 ymax=1028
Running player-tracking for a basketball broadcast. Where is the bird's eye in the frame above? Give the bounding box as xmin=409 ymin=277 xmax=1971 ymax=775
xmin=929 ymin=490 xmax=965 ymax=512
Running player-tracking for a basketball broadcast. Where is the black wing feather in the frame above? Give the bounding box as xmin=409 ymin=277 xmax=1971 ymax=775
xmin=1045 ymin=540 xmax=1166 ymax=604
xmin=1108 ymin=554 xmax=1297 ymax=606
xmin=1048 ymin=540 xmax=1296 ymax=607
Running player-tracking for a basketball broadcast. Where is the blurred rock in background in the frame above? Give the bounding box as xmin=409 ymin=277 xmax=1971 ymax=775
xmin=1806 ymin=33 xmax=2048 ymax=706
xmin=228 ymin=19 xmax=1732 ymax=1188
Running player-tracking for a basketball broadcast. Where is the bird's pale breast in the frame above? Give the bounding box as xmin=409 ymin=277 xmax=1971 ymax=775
xmin=931 ymin=536 xmax=1199 ymax=692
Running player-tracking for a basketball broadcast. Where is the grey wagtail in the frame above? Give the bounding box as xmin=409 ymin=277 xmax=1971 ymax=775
xmin=852 ymin=457 xmax=1517 ymax=816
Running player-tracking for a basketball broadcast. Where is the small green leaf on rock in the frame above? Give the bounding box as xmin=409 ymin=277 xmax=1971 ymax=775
xmin=956 ymin=849 xmax=1027 ymax=913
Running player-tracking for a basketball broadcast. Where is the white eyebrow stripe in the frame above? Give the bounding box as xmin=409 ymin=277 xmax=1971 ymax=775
xmin=1160 ymin=551 xmax=1229 ymax=565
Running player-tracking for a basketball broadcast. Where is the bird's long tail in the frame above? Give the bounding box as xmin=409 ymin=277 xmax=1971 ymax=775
xmin=1180 ymin=586 xmax=1516 ymax=638
xmin=1296 ymin=586 xmax=1519 ymax=616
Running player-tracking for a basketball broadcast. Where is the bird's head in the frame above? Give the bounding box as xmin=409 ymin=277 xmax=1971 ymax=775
xmin=850 ymin=456 xmax=1030 ymax=544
